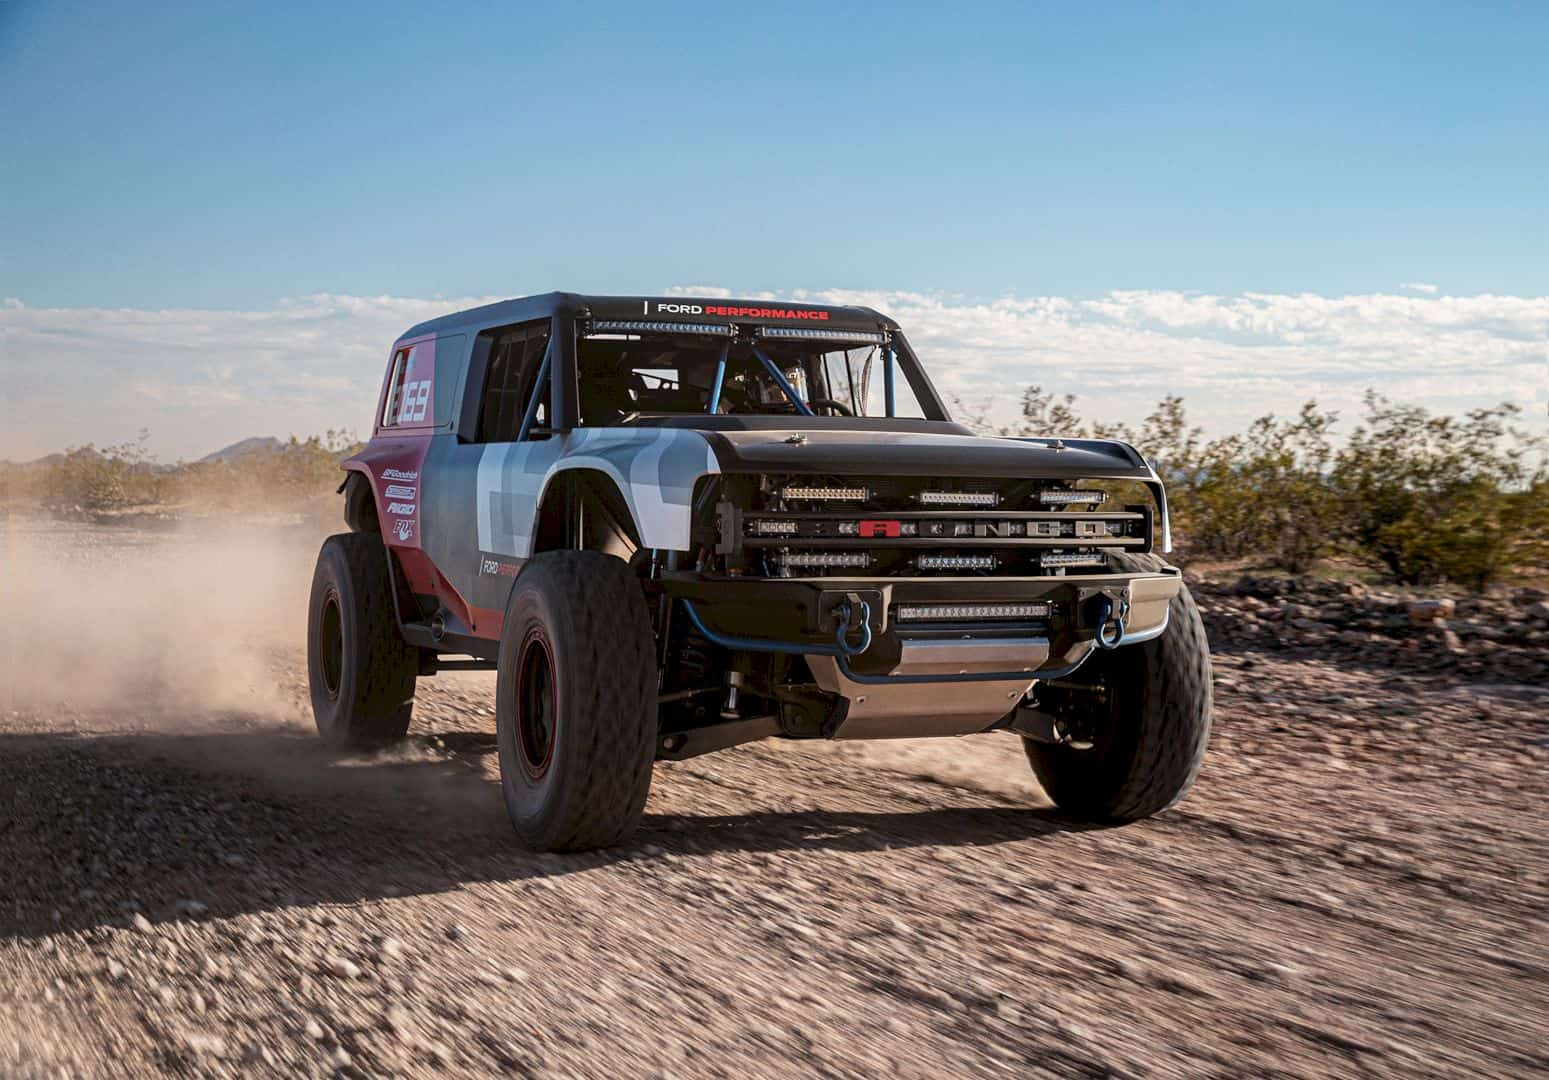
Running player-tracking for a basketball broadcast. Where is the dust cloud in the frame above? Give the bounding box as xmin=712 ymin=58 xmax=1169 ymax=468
xmin=0 ymin=514 xmax=328 ymax=725
xmin=0 ymin=511 xmax=1045 ymax=802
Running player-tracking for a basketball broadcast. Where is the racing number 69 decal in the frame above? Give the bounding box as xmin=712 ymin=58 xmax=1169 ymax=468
xmin=396 ymin=380 xmax=431 ymax=424
xmin=384 ymin=342 xmax=434 ymax=428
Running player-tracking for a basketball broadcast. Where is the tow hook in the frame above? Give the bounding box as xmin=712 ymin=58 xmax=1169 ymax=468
xmin=1080 ymin=587 xmax=1131 ymax=650
xmin=833 ymin=592 xmax=874 ymax=656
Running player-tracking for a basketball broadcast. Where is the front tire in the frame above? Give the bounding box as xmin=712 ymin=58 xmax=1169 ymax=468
xmin=1024 ymin=553 xmax=1212 ymax=820
xmin=307 ymin=533 xmax=417 ymax=745
xmin=495 ymin=551 xmax=657 ymax=851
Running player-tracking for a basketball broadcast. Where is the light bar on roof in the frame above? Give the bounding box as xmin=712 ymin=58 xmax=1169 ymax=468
xmin=590 ymin=320 xmax=734 ymax=337
xmin=758 ymin=327 xmax=887 ymax=344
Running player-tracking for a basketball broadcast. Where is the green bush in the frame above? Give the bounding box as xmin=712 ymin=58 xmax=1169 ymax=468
xmin=1332 ymin=396 xmax=1547 ymax=586
xmin=40 ymin=432 xmax=167 ymax=513
xmin=953 ymin=386 xmax=1547 ymax=585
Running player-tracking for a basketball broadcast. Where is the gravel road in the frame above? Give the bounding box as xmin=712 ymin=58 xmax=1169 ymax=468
xmin=2 ymin=522 xmax=1546 ymax=1077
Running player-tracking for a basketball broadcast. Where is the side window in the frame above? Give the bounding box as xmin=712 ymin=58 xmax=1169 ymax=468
xmin=381 ymin=343 xmax=432 ymax=427
xmin=431 ymin=334 xmax=467 ymax=428
xmin=473 ymin=324 xmax=552 ymax=443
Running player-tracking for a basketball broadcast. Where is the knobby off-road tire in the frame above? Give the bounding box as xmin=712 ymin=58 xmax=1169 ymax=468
xmin=1024 ymin=552 xmax=1212 ymax=820
xmin=307 ymin=533 xmax=417 ymax=745
xmin=495 ymin=551 xmax=657 ymax=852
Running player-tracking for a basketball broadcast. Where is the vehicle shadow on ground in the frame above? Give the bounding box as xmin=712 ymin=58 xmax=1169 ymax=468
xmin=0 ymin=725 xmax=1088 ymax=940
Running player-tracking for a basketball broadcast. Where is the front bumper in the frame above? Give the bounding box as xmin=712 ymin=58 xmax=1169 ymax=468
xmin=662 ymin=568 xmax=1179 ymax=738
xmin=659 ymin=568 xmax=1180 ymax=675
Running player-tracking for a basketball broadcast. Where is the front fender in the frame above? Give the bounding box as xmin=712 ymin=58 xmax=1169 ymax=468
xmin=538 ymin=428 xmax=720 ymax=553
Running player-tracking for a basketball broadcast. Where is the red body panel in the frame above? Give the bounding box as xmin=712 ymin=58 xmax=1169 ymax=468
xmin=343 ymin=334 xmax=491 ymax=637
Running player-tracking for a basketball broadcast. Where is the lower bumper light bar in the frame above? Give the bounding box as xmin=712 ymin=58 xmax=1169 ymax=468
xmin=895 ymin=602 xmax=1052 ymax=622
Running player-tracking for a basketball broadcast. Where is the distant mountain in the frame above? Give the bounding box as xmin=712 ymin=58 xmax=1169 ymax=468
xmin=198 ymin=436 xmax=284 ymax=464
xmin=5 ymin=452 xmax=67 ymax=468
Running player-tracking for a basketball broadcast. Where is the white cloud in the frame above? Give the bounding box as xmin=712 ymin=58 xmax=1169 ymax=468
xmin=1400 ymin=282 xmax=1440 ymax=294
xmin=1 ymin=288 xmax=1546 ymax=461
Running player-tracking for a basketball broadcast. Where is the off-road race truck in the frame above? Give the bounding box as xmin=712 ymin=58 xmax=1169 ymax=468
xmin=308 ymin=293 xmax=1211 ymax=851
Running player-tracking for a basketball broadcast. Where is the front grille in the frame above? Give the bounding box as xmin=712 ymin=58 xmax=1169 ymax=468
xmin=713 ymin=474 xmax=1153 ymax=578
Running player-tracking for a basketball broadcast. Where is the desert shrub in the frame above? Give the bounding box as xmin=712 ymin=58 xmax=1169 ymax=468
xmin=40 ymin=431 xmax=167 ymax=512
xmin=953 ymin=386 xmax=1545 ymax=584
xmin=8 ymin=429 xmax=362 ymax=519
xmin=957 ymin=388 xmax=1340 ymax=571
xmin=1331 ymin=396 xmax=1546 ymax=587
xmin=164 ymin=430 xmax=361 ymax=511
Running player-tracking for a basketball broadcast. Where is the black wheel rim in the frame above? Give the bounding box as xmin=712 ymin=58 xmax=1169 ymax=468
xmin=319 ymin=589 xmax=344 ymax=699
xmin=516 ymin=630 xmax=557 ymax=779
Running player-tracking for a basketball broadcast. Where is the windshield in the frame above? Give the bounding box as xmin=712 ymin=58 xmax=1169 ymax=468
xmin=577 ymin=332 xmax=925 ymax=424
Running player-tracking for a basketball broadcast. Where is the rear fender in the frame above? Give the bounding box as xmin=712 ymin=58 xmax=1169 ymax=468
xmin=340 ymin=436 xmax=476 ymax=632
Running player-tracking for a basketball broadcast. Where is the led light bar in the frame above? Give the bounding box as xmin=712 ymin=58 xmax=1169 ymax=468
xmin=837 ymin=521 xmax=919 ymax=536
xmin=749 ymin=519 xmax=799 ymax=535
xmin=758 ymin=327 xmax=887 ymax=344
xmin=895 ymin=602 xmax=1052 ymax=622
xmin=590 ymin=320 xmax=734 ymax=337
xmin=774 ymin=551 xmax=872 ymax=569
xmin=780 ymin=485 xmax=870 ymax=502
xmin=915 ymin=554 xmax=997 ymax=571
xmin=917 ymin=490 xmax=999 ymax=507
xmin=1037 ymin=490 xmax=1107 ymax=506
xmin=1040 ymin=551 xmax=1108 ymax=568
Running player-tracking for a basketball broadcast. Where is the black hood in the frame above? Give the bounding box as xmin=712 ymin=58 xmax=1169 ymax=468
xmin=691 ymin=425 xmax=1152 ymax=481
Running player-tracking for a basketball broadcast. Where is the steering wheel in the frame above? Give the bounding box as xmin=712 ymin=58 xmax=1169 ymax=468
xmin=806 ymin=398 xmax=854 ymax=416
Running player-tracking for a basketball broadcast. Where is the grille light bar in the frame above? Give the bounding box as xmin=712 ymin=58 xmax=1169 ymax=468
xmin=896 ymin=602 xmax=1052 ymax=622
xmin=758 ymin=327 xmax=887 ymax=344
xmin=774 ymin=551 xmax=872 ymax=569
xmin=590 ymin=320 xmax=734 ymax=337
xmin=1040 ymin=551 xmax=1108 ymax=568
xmin=917 ymin=490 xmax=999 ymax=507
xmin=915 ymin=554 xmax=998 ymax=571
xmin=1038 ymin=490 xmax=1108 ymax=506
xmin=780 ymin=485 xmax=870 ymax=502
xmin=749 ymin=519 xmax=800 ymax=535
xmin=836 ymin=521 xmax=920 ymax=535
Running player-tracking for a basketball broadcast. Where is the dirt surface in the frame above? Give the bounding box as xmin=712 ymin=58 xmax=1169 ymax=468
xmin=2 ymin=520 xmax=1547 ymax=1078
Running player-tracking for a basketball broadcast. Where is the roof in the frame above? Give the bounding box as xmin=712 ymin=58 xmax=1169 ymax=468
xmin=398 ymin=292 xmax=899 ymax=342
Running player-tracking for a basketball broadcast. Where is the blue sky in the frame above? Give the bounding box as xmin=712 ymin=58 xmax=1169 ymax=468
xmin=3 ymin=1 xmax=1546 ymax=309
xmin=1 ymin=2 xmax=1546 ymax=459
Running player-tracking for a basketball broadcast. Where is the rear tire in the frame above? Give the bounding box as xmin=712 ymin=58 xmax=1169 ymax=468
xmin=1024 ymin=553 xmax=1212 ymax=820
xmin=307 ymin=533 xmax=417 ymax=745
xmin=495 ymin=551 xmax=657 ymax=851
